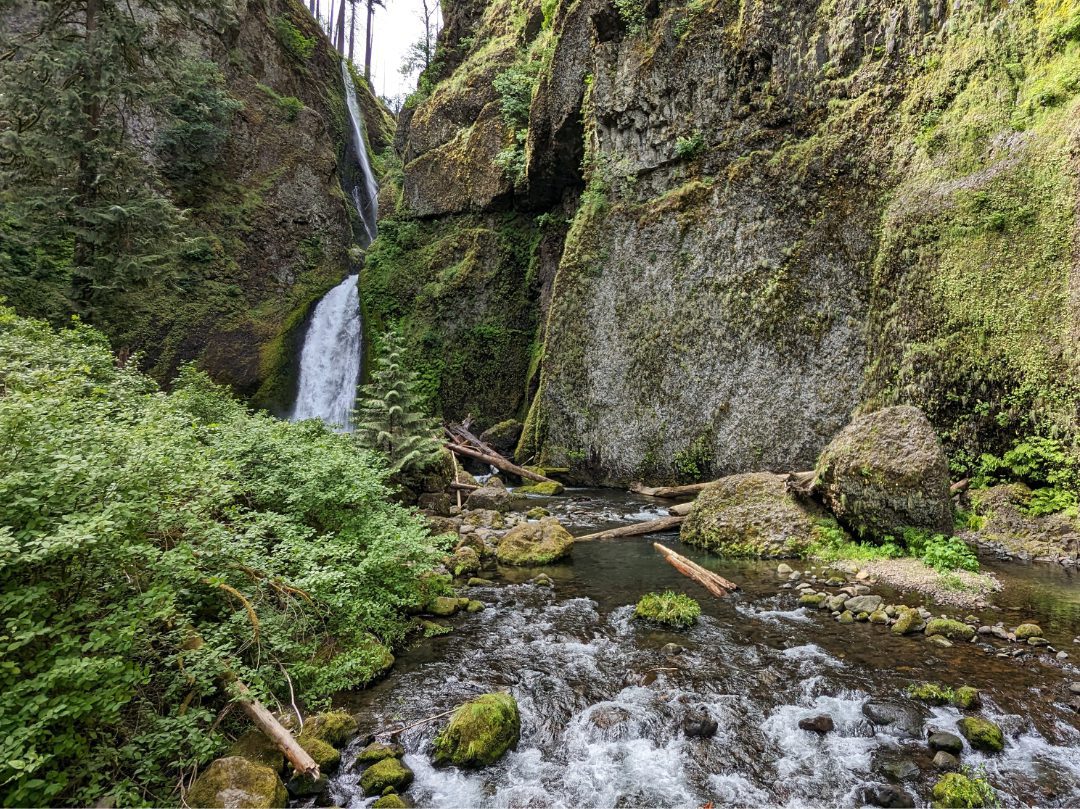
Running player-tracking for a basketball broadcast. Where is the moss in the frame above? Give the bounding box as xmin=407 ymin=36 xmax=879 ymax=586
xmin=496 ymin=517 xmax=574 ymax=564
xmin=1014 ymin=622 xmax=1043 ymax=639
xmin=516 ymin=481 xmax=565 ymax=495
xmin=301 ymin=711 xmax=358 ymax=747
xmin=957 ymin=716 xmax=1006 ymax=753
xmin=297 ymin=736 xmax=341 ymax=773
xmin=356 ymin=742 xmax=405 ymax=763
xmin=432 ymin=693 xmax=521 ymax=767
xmin=186 ymin=757 xmax=287 ymax=808
xmin=932 ymin=771 xmax=1000 ymax=808
xmin=228 ymin=730 xmax=285 ymax=770
xmin=372 ymin=795 xmax=409 ymax=809
xmin=426 ymin=596 xmax=461 ymax=616
xmin=925 ymin=618 xmax=977 ymax=641
xmin=633 ymin=591 xmax=701 ymax=628
xmin=952 ymin=686 xmax=982 ymax=710
xmin=908 ymin=682 xmax=955 ymax=705
xmin=359 ymin=757 xmax=414 ymax=796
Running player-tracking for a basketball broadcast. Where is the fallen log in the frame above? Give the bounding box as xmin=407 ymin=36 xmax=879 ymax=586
xmin=630 ymin=481 xmax=717 ymax=499
xmin=444 ymin=442 xmax=556 ymax=485
xmin=667 ymin=502 xmax=695 ymax=517
xmin=450 ymin=481 xmax=480 ymax=492
xmin=231 ymin=680 xmax=320 ymax=778
xmin=950 ymin=478 xmax=971 ymax=495
xmin=653 ymin=543 xmax=738 ymax=597
xmin=575 ymin=516 xmax=684 ymax=541
xmin=785 ymin=470 xmax=816 ymax=497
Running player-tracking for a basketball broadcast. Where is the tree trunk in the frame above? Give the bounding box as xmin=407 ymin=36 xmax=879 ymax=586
xmin=309 ymin=0 xmax=316 ymax=14
xmin=630 ymin=481 xmax=717 ymax=499
xmin=72 ymin=0 xmax=103 ymax=307
xmin=667 ymin=502 xmax=694 ymax=517
xmin=364 ymin=0 xmax=374 ymax=82
xmin=443 ymin=443 xmax=557 ymax=485
xmin=575 ymin=516 xmax=685 ymax=542
xmin=335 ymin=0 xmax=346 ymax=52
xmin=348 ymin=0 xmax=356 ymax=62
xmin=652 ymin=543 xmax=738 ymax=597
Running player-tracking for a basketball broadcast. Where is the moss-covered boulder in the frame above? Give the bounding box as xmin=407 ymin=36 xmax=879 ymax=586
xmin=186 ymin=756 xmax=287 ymax=808
xmin=516 ymin=481 xmax=565 ymax=496
xmin=297 ymin=736 xmax=341 ymax=773
xmin=891 ymin=609 xmax=926 ymax=636
xmin=526 ymin=507 xmax=550 ymax=519
xmin=815 ymin=406 xmax=953 ymax=538
xmin=496 ymin=517 xmax=574 ymax=565
xmin=680 ymin=472 xmax=825 ymax=557
xmin=302 ymin=711 xmax=358 ymax=747
xmin=372 ymin=795 xmax=410 ymax=809
xmin=432 ymin=693 xmax=521 ymax=767
xmin=426 ymin=596 xmax=461 ymax=617
xmin=957 ymin=716 xmax=1005 ymax=752
xmin=952 ymin=686 xmax=982 ymax=710
xmin=451 ymin=546 xmax=481 ymax=577
xmin=480 ymin=419 xmax=524 ymax=456
xmin=356 ymin=742 xmax=405 ymax=764
xmin=1015 ymin=623 xmax=1042 ymax=640
xmin=633 ymin=591 xmax=701 ymax=628
xmin=360 ymin=756 xmax=415 ymax=796
xmin=466 ymin=478 xmax=524 ymax=513
xmin=228 ymin=730 xmax=285 ymax=771
xmin=925 ymin=619 xmax=976 ymax=641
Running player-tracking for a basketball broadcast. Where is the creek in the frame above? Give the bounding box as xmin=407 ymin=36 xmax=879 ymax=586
xmin=327 ymin=489 xmax=1080 ymax=808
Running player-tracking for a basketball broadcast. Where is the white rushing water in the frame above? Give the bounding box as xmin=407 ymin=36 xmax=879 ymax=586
xmin=290 ymin=63 xmax=380 ymax=429
xmin=291 ymin=274 xmax=362 ymax=431
xmin=341 ymin=62 xmax=378 ymax=245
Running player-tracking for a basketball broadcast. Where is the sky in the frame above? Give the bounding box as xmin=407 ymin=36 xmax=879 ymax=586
xmin=310 ymin=0 xmax=432 ymax=100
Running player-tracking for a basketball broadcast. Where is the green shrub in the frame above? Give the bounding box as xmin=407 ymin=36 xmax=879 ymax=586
xmin=257 ymin=83 xmax=304 ymax=121
xmin=931 ymin=769 xmax=999 ymax=808
xmin=902 ymin=528 xmax=980 ymax=573
xmin=272 ymin=15 xmax=315 ymax=61
xmin=614 ymin=0 xmax=647 ymax=35
xmin=633 ymin=591 xmax=701 ymax=628
xmin=0 ymin=307 xmax=446 ymax=806
xmin=674 ymin=131 xmax=705 ymax=160
xmin=977 ymin=436 xmax=1079 ymax=515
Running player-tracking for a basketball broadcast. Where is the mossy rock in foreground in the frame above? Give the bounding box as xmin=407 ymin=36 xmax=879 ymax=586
xmin=228 ymin=730 xmax=285 ymax=770
xmin=302 ymin=710 xmax=359 ymax=747
xmin=297 ymin=736 xmax=341 ymax=773
xmin=633 ymin=591 xmax=701 ymax=628
xmin=924 ymin=619 xmax=976 ymax=641
xmin=496 ymin=517 xmax=574 ymax=565
xmin=516 ymin=481 xmax=565 ymax=496
xmin=957 ymin=716 xmax=1005 ymax=753
xmin=931 ymin=772 xmax=998 ymax=808
xmin=187 ymin=756 xmax=287 ymax=808
xmin=432 ymin=693 xmax=521 ymax=767
xmin=360 ymin=756 xmax=415 ymax=796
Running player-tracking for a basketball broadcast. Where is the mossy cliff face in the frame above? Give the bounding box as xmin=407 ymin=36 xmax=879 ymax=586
xmin=373 ymin=0 xmax=1080 ymax=481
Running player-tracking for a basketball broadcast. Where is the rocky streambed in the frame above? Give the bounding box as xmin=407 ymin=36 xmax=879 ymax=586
xmin=323 ymin=488 xmax=1080 ymax=809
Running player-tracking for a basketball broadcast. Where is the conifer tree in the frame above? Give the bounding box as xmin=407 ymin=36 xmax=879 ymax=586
xmin=353 ymin=330 xmax=442 ymax=476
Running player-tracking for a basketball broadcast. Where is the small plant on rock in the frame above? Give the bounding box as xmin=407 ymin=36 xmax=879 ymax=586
xmin=931 ymin=768 xmax=999 ymax=808
xmin=634 ymin=591 xmax=701 ymax=628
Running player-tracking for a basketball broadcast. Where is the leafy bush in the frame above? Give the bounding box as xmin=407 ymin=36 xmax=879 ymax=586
xmin=272 ymin=15 xmax=315 ymax=61
xmin=614 ymin=0 xmax=647 ymax=35
xmin=633 ymin=591 xmax=701 ymax=628
xmin=900 ymin=528 xmax=980 ymax=573
xmin=674 ymin=132 xmax=705 ymax=160
xmin=977 ymin=436 xmax=1079 ymax=516
xmin=808 ymin=518 xmax=905 ymax=562
xmin=808 ymin=521 xmax=978 ymax=572
xmin=493 ymin=63 xmax=539 ymax=129
xmin=0 ymin=307 xmax=446 ymax=806
xmin=931 ymin=769 xmax=1000 ymax=808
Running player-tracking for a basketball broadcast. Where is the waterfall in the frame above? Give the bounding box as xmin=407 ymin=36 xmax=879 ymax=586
xmin=289 ymin=62 xmax=379 ymax=430
xmin=341 ymin=62 xmax=379 ymax=246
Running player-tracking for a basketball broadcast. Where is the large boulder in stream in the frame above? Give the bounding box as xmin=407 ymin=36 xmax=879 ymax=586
xmin=466 ymin=477 xmax=524 ymax=512
xmin=186 ymin=756 xmax=287 ymax=808
xmin=496 ymin=517 xmax=574 ymax=565
xmin=815 ymin=406 xmax=952 ymax=539
xmin=680 ymin=472 xmax=825 ymax=557
xmin=432 ymin=692 xmax=521 ymax=767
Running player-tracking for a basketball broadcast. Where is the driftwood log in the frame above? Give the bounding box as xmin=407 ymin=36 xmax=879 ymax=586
xmin=667 ymin=502 xmax=694 ymax=517
xmin=575 ymin=516 xmax=685 ymax=541
xmin=444 ymin=442 xmax=556 ymax=485
xmin=785 ymin=470 xmax=817 ymax=497
xmin=653 ymin=543 xmax=738 ymax=597
xmin=231 ymin=680 xmax=320 ymax=777
xmin=630 ymin=481 xmax=716 ymax=499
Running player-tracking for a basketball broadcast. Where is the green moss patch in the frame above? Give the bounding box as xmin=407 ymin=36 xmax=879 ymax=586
xmin=432 ymin=693 xmax=521 ymax=767
xmin=633 ymin=591 xmax=701 ymax=628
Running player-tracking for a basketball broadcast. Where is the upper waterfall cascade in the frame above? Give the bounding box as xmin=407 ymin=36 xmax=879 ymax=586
xmin=290 ymin=62 xmax=379 ymax=430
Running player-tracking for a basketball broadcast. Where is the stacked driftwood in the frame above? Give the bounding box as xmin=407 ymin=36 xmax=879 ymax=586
xmin=443 ymin=421 xmax=558 ymax=487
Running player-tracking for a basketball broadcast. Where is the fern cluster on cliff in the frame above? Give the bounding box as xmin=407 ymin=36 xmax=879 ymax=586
xmin=0 ymin=306 xmax=448 ymax=806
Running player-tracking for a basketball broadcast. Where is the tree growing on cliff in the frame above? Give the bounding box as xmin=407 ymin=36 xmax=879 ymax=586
xmin=353 ymin=329 xmax=443 ymax=476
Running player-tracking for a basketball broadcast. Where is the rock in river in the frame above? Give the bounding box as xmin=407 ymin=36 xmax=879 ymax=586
xmin=496 ymin=517 xmax=574 ymax=565
xmin=844 ymin=595 xmax=883 ymax=614
xmin=928 ymin=731 xmax=963 ymax=755
xmin=187 ymin=756 xmax=288 ymax=808
xmin=433 ymin=693 xmax=521 ymax=767
xmin=798 ymin=715 xmax=835 ymax=733
xmin=360 ymin=757 xmax=414 ymax=796
xmin=957 ymin=716 xmax=1005 ymax=753
xmin=859 ymin=784 xmax=915 ymax=808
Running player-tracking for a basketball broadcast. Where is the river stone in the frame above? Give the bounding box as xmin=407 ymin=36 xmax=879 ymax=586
xmin=891 ymin=609 xmax=925 ymax=636
xmin=879 ymin=758 xmax=920 ymax=781
xmin=433 ymin=693 xmax=521 ymax=767
xmin=814 ymin=406 xmax=952 ymax=538
xmin=302 ymin=711 xmax=359 ymax=748
xmin=451 ymin=546 xmax=481 ymax=577
xmin=838 ymin=610 xmax=855 ymax=624
xmin=924 ymin=618 xmax=975 ymax=641
xmin=516 ymin=480 xmax=565 ymax=496
xmin=777 ymin=563 xmax=793 ymax=575
xmin=683 ymin=714 xmax=718 ymax=738
xmin=859 ymin=785 xmax=915 ymax=808
xmin=928 ymin=731 xmax=963 ymax=755
xmin=800 ymin=593 xmax=827 ymax=607
xmin=1015 ymin=623 xmax=1043 ymax=640
xmin=496 ymin=517 xmax=574 ymax=565
xmin=844 ymin=595 xmax=883 ymax=614
xmin=1070 ymin=682 xmax=1080 ymax=695
xmin=932 ymin=751 xmax=960 ymax=771
xmin=798 ymin=715 xmax=835 ymax=733
xmin=228 ymin=730 xmax=285 ymax=771
xmin=679 ymin=472 xmax=825 ymax=557
xmin=928 ymin=635 xmax=953 ymax=648
xmin=862 ymin=700 xmax=925 ymax=738
xmin=355 ymin=742 xmax=405 ymax=765
xmin=957 ymin=716 xmax=1005 ymax=752
xmin=1028 ymin=636 xmax=1050 ymax=646
xmin=526 ymin=507 xmax=550 ymax=519
xmin=297 ymin=736 xmax=340 ymax=773
xmin=372 ymin=795 xmax=410 ymax=809
xmin=187 ymin=756 xmax=288 ymax=808
xmin=426 ymin=596 xmax=460 ymax=617
xmin=826 ymin=594 xmax=847 ymax=611
xmin=466 ymin=479 xmax=523 ymax=513
xmin=419 ymin=492 xmax=452 ymax=516
xmin=869 ymin=610 xmax=889 ymax=624
xmin=360 ymin=757 xmax=414 ymax=796
xmin=468 ymin=577 xmax=493 ymax=586
xmin=661 ymin=643 xmax=686 ymax=655
xmin=285 ymin=771 xmax=329 ymax=799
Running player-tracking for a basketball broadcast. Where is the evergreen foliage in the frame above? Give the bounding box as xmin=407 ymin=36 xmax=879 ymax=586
xmin=353 ymin=330 xmax=443 ymax=477
xmin=0 ymin=305 xmax=448 ymax=806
